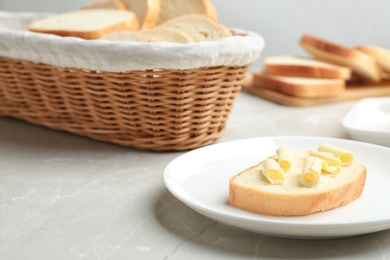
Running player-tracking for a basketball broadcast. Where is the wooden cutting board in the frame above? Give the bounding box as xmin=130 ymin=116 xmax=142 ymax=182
xmin=241 ymin=75 xmax=390 ymax=107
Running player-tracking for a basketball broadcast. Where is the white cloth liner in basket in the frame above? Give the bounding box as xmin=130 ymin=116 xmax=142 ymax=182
xmin=0 ymin=11 xmax=264 ymax=72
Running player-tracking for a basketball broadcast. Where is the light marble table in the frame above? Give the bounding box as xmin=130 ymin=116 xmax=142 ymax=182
xmin=1 ymin=92 xmax=389 ymax=260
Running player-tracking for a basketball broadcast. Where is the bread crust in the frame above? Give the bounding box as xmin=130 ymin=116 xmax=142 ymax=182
xmin=264 ymin=56 xmax=351 ymax=79
xmin=28 ymin=10 xmax=139 ymax=40
xmin=253 ymin=72 xmax=345 ymax=98
xmin=30 ymin=20 xmax=138 ymax=40
xmin=301 ymin=34 xmax=356 ymax=59
xmin=117 ymin=0 xmax=161 ymax=29
xmin=141 ymin=0 xmax=161 ymax=29
xmin=300 ymin=34 xmax=382 ymax=82
xmin=265 ymin=63 xmax=351 ymax=79
xmin=229 ymin=160 xmax=367 ymax=216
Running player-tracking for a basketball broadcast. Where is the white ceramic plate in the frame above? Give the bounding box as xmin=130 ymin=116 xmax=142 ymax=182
xmin=342 ymin=97 xmax=390 ymax=147
xmin=164 ymin=136 xmax=390 ymax=239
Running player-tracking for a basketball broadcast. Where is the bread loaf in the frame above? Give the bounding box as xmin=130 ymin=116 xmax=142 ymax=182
xmin=264 ymin=55 xmax=352 ymax=80
xmin=253 ymin=71 xmax=345 ymax=98
xmin=28 ymin=9 xmax=139 ymax=40
xmin=229 ymin=146 xmax=366 ymax=216
xmin=300 ymin=34 xmax=382 ymax=82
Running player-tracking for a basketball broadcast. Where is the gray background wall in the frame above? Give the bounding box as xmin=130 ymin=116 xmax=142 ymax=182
xmin=1 ymin=0 xmax=389 ymax=70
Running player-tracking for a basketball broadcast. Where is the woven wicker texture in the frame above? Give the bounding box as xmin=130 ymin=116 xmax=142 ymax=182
xmin=0 ymin=56 xmax=247 ymax=151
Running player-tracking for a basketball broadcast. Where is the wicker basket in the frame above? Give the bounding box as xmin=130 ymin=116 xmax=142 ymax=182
xmin=0 ymin=12 xmax=264 ymax=151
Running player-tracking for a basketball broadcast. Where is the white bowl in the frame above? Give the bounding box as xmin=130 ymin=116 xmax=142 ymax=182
xmin=342 ymin=97 xmax=390 ymax=147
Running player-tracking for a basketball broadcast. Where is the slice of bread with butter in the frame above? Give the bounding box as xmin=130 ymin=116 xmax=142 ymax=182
xmin=229 ymin=144 xmax=366 ymax=216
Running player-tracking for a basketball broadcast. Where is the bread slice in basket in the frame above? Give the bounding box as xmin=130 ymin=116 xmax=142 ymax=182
xmin=157 ymin=14 xmax=232 ymax=42
xmin=264 ymin=55 xmax=352 ymax=80
xmin=120 ymin=0 xmax=161 ymax=29
xmin=229 ymin=145 xmax=367 ymax=216
xmin=28 ymin=9 xmax=139 ymax=40
xmin=80 ymin=0 xmax=160 ymax=29
xmin=141 ymin=27 xmax=194 ymax=43
xmin=100 ymin=27 xmax=194 ymax=43
xmin=100 ymin=31 xmax=156 ymax=42
xmin=156 ymin=0 xmax=217 ymax=25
